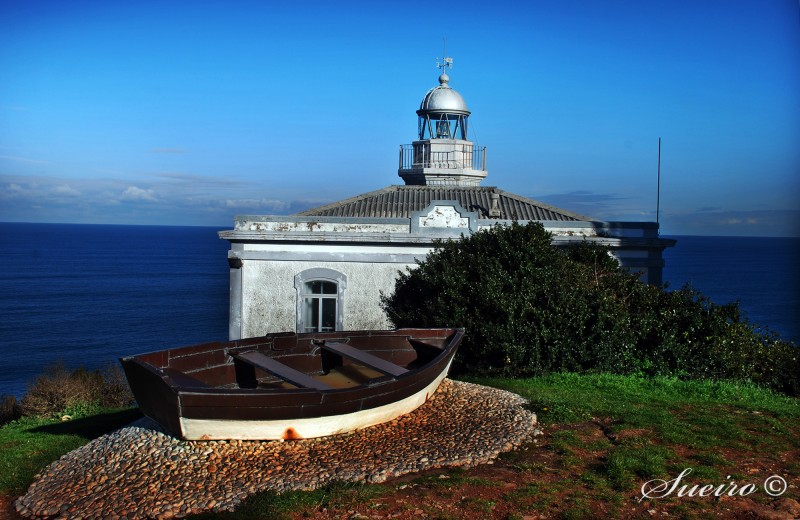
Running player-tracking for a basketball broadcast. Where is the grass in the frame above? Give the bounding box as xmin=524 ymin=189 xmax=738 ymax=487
xmin=472 ymin=372 xmax=800 ymax=453
xmin=410 ymin=468 xmax=496 ymax=489
xmin=474 ymin=372 xmax=800 ymax=425
xmin=469 ymin=373 xmax=800 ymax=517
xmin=189 ymin=481 xmax=387 ymax=520
xmin=0 ymin=408 xmax=141 ymax=495
xmin=2 ymin=373 xmax=799 ymax=518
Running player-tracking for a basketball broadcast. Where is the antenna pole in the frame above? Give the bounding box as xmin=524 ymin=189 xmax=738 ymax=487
xmin=656 ymin=137 xmax=661 ymax=231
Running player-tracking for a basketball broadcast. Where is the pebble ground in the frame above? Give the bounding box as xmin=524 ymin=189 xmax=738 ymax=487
xmin=15 ymin=379 xmax=537 ymax=519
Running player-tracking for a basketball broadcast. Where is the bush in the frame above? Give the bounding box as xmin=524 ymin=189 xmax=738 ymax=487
xmin=381 ymin=222 xmax=799 ymax=395
xmin=0 ymin=395 xmax=22 ymax=425
xmin=20 ymin=363 xmax=134 ymax=419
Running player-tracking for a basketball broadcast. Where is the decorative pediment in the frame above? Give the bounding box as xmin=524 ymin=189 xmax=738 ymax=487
xmin=410 ymin=200 xmax=479 ymax=235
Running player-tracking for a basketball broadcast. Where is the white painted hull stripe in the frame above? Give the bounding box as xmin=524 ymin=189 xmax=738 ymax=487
xmin=179 ymin=362 xmax=452 ymax=440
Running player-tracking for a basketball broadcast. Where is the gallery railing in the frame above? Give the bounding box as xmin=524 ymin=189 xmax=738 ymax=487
xmin=399 ymin=143 xmax=486 ymax=171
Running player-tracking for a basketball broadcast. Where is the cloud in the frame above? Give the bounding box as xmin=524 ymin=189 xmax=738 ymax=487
xmin=3 ymin=171 xmax=796 ymax=235
xmin=535 ymin=190 xmax=638 ymax=219
xmin=524 ymin=190 xmax=800 ymax=237
xmin=725 ymin=218 xmax=760 ymax=225
xmin=538 ymin=190 xmax=630 ymax=208
xmin=151 ymin=148 xmax=188 ymax=154
xmin=0 ymin=173 xmax=313 ymax=225
xmin=155 ymin=172 xmax=241 ymax=187
xmin=0 ymin=154 xmax=50 ymax=165
xmin=121 ymin=186 xmax=158 ymax=202
xmin=224 ymin=198 xmax=291 ymax=212
xmin=664 ymin=208 xmax=800 ymax=237
xmin=53 ymin=185 xmax=81 ymax=196
xmin=93 ymin=168 xmax=128 ymax=176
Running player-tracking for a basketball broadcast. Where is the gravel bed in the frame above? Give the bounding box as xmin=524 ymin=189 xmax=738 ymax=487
xmin=15 ymin=379 xmax=537 ymax=519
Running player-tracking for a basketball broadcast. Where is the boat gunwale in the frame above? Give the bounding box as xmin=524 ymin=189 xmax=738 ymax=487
xmin=121 ymin=328 xmax=464 ymax=396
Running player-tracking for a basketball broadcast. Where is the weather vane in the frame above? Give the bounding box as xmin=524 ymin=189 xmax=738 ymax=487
xmin=436 ymin=37 xmax=453 ymax=72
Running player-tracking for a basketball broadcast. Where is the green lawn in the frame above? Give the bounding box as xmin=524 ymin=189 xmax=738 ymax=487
xmin=0 ymin=408 xmax=141 ymax=495
xmin=2 ymin=374 xmax=798 ymax=519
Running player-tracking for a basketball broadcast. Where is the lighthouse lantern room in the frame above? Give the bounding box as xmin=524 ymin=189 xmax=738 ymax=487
xmin=398 ymin=56 xmax=488 ymax=187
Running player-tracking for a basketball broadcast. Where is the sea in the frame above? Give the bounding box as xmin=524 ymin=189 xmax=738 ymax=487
xmin=0 ymin=223 xmax=798 ymax=398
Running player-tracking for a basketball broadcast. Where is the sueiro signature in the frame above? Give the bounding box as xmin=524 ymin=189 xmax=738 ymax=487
xmin=640 ymin=468 xmax=788 ymax=501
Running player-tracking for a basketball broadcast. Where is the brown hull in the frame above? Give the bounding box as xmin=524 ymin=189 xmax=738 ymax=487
xmin=120 ymin=328 xmax=463 ymax=440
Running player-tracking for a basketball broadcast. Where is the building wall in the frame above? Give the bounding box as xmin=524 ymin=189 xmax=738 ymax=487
xmin=222 ymin=204 xmax=675 ymax=339
xmin=239 ymin=260 xmax=413 ymax=338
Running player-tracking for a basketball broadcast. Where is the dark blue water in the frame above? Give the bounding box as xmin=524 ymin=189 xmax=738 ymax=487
xmin=663 ymin=235 xmax=800 ymax=344
xmin=0 ymin=223 xmax=230 ymax=398
xmin=0 ymin=224 xmax=797 ymax=398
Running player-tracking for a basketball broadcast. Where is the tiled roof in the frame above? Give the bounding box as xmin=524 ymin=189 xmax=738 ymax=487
xmin=297 ymin=185 xmax=595 ymax=222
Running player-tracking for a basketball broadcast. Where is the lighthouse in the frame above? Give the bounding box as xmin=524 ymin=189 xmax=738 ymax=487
xmin=219 ymin=55 xmax=675 ymax=340
xmin=398 ymin=57 xmax=487 ymax=186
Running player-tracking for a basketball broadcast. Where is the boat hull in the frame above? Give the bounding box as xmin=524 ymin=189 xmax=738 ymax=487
xmin=120 ymin=328 xmax=463 ymax=440
xmin=179 ymin=358 xmax=453 ymax=440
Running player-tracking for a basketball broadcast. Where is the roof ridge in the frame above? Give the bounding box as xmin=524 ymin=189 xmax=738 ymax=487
xmin=394 ymin=184 xmax=499 ymax=192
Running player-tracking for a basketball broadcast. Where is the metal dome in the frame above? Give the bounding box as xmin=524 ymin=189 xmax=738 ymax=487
xmin=417 ymin=74 xmax=470 ymax=116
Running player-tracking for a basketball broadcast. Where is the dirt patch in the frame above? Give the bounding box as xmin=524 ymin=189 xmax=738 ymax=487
xmin=0 ymin=495 xmax=22 ymax=520
xmin=290 ymin=421 xmax=800 ymax=519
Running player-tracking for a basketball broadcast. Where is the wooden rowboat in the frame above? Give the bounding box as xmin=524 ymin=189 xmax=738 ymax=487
xmin=120 ymin=328 xmax=464 ymax=440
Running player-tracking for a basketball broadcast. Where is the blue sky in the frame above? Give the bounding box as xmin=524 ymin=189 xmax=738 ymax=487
xmin=1 ymin=0 xmax=798 ymax=236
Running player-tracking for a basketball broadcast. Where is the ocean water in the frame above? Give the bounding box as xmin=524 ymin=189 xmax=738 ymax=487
xmin=0 ymin=223 xmax=230 ymax=398
xmin=0 ymin=223 xmax=797 ymax=398
xmin=662 ymin=235 xmax=800 ymax=344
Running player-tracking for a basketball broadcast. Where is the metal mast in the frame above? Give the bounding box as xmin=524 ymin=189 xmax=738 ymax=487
xmin=657 ymin=137 xmax=661 ymax=231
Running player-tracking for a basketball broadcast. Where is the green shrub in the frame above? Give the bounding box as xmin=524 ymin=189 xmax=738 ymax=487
xmin=20 ymin=363 xmax=134 ymax=419
xmin=381 ymin=222 xmax=799 ymax=395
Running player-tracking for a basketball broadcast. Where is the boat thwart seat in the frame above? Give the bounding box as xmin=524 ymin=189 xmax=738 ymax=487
xmin=320 ymin=342 xmax=409 ymax=377
xmin=232 ymin=351 xmax=334 ymax=391
xmin=162 ymin=368 xmax=210 ymax=389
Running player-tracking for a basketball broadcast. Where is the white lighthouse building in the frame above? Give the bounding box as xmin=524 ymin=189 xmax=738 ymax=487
xmin=219 ymin=58 xmax=675 ymax=340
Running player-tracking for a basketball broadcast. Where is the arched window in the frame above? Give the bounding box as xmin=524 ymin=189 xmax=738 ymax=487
xmin=294 ymin=268 xmax=346 ymax=333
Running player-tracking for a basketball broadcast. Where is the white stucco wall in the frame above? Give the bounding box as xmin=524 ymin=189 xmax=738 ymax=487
xmin=241 ymin=260 xmax=414 ymax=338
xmin=222 ymin=203 xmax=673 ymax=339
